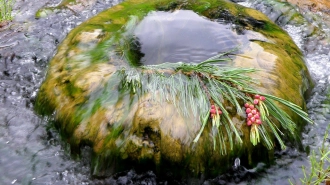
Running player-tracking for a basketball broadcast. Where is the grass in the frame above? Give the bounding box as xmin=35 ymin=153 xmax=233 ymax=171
xmin=0 ymin=0 xmax=14 ymax=22
xmin=289 ymin=124 xmax=330 ymax=185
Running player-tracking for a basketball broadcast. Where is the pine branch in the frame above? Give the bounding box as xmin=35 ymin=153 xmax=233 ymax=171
xmin=117 ymin=50 xmax=313 ymax=154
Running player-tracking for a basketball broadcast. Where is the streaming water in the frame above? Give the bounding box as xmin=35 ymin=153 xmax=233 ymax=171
xmin=0 ymin=0 xmax=329 ymax=184
xmin=0 ymin=0 xmax=124 ymax=184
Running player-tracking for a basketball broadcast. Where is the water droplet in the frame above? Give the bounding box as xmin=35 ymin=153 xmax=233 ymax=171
xmin=234 ymin=158 xmax=240 ymax=168
xmin=11 ymin=179 xmax=17 ymax=184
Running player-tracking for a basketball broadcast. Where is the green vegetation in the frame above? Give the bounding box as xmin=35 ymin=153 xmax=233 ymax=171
xmin=289 ymin=124 xmax=330 ymax=185
xmin=34 ymin=0 xmax=314 ymax=175
xmin=118 ymin=50 xmax=313 ymax=154
xmin=0 ymin=0 xmax=13 ymax=22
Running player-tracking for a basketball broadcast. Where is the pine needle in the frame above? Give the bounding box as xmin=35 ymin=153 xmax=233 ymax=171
xmin=116 ymin=49 xmax=313 ymax=154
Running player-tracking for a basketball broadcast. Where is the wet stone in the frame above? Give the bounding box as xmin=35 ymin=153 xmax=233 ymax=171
xmin=34 ymin=0 xmax=313 ymax=179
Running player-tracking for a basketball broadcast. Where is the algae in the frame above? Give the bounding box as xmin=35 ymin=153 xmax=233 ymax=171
xmin=35 ymin=0 xmax=312 ymax=178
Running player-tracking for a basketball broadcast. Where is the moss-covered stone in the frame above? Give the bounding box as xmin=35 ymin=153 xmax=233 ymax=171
xmin=35 ymin=0 xmax=312 ymax=178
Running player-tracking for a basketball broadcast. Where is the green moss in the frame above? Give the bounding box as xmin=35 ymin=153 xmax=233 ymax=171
xmin=35 ymin=0 xmax=83 ymax=19
xmin=34 ymin=88 xmax=55 ymax=116
xmin=104 ymin=126 xmax=124 ymax=144
xmin=87 ymin=41 xmax=113 ymax=64
xmin=36 ymin=0 xmax=312 ymax=178
xmin=187 ymin=1 xmax=212 ymax=12
xmin=35 ymin=8 xmax=55 ymax=19
xmin=289 ymin=11 xmax=306 ymax=25
xmin=65 ymin=81 xmax=81 ymax=98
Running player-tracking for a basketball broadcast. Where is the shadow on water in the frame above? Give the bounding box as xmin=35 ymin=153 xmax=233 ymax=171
xmin=0 ymin=0 xmax=329 ymax=184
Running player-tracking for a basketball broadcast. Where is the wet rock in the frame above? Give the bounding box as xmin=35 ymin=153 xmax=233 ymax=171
xmin=36 ymin=0 xmax=312 ymax=179
xmin=245 ymin=0 xmax=330 ymax=54
xmin=35 ymin=0 xmax=98 ymax=18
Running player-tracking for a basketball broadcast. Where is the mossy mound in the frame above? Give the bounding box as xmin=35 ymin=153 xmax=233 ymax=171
xmin=35 ymin=0 xmax=312 ymax=178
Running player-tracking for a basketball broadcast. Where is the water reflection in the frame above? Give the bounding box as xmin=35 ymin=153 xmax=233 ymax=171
xmin=134 ymin=10 xmax=241 ymax=65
